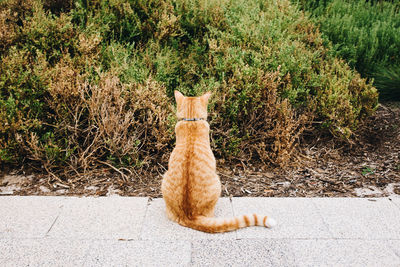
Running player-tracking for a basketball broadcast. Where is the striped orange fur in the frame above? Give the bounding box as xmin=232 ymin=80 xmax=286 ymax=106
xmin=161 ymin=91 xmax=276 ymax=233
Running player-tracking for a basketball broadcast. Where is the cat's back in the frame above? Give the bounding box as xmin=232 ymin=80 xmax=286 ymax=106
xmin=163 ymin=121 xmax=216 ymax=186
xmin=175 ymin=121 xmax=215 ymax=169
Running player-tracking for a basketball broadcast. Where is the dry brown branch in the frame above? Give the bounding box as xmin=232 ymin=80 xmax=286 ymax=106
xmin=98 ymin=160 xmax=128 ymax=182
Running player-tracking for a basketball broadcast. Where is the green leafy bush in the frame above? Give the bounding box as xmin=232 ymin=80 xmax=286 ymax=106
xmin=373 ymin=65 xmax=400 ymax=100
xmin=295 ymin=0 xmax=400 ymax=100
xmin=0 ymin=0 xmax=377 ymax=179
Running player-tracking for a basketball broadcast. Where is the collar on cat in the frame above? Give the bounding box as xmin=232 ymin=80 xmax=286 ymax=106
xmin=179 ymin=118 xmax=206 ymax=121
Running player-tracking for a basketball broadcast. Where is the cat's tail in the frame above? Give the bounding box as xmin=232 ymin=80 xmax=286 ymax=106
xmin=182 ymin=214 xmax=276 ymax=233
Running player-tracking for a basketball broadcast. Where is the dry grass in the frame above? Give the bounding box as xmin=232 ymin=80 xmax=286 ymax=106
xmin=211 ymin=68 xmax=313 ymax=167
xmin=23 ymin=72 xmax=174 ymax=184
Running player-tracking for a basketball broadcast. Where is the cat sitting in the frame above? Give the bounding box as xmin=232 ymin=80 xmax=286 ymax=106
xmin=162 ymin=91 xmax=276 ymax=233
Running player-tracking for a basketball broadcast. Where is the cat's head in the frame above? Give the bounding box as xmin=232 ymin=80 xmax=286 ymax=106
xmin=174 ymin=91 xmax=211 ymax=120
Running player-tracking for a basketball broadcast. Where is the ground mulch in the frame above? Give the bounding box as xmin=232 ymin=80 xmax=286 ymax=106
xmin=1 ymin=104 xmax=399 ymax=198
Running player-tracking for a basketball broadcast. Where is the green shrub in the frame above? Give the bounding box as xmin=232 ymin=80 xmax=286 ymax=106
xmin=373 ymin=65 xmax=400 ymax=100
xmin=295 ymin=0 xmax=400 ymax=100
xmin=0 ymin=0 xmax=377 ymax=179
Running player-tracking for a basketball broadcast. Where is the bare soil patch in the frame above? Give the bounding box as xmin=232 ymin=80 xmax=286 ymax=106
xmin=1 ymin=104 xmax=399 ymax=198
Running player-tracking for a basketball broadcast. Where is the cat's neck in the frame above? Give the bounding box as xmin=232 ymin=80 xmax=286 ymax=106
xmin=179 ymin=118 xmax=205 ymax=122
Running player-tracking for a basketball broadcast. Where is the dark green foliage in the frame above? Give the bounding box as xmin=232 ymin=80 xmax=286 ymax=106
xmin=295 ymin=0 xmax=400 ymax=100
xmin=373 ymin=65 xmax=400 ymax=100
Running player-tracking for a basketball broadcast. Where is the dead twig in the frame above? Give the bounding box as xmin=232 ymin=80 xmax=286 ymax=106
xmin=98 ymin=160 xmax=128 ymax=182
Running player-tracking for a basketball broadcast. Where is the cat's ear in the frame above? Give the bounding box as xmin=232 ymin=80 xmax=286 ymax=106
xmin=201 ymin=91 xmax=212 ymax=103
xmin=174 ymin=90 xmax=184 ymax=104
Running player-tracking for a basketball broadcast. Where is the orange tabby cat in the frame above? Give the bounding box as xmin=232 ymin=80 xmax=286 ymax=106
xmin=161 ymin=91 xmax=276 ymax=233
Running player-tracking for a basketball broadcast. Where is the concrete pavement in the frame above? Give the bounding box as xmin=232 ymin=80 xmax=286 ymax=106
xmin=0 ymin=196 xmax=400 ymax=266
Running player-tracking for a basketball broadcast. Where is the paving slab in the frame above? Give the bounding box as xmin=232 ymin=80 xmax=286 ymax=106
xmin=288 ymin=239 xmax=400 ymax=267
xmin=0 ymin=238 xmax=191 ymax=267
xmin=47 ymin=196 xmax=148 ymax=239
xmin=141 ymin=198 xmax=237 ymax=240
xmin=388 ymin=240 xmax=400 ymax=259
xmin=312 ymin=198 xmax=400 ymax=239
xmin=0 ymin=196 xmax=63 ymax=238
xmin=191 ymin=239 xmax=400 ymax=267
xmin=2 ymin=196 xmax=400 ymax=266
xmin=191 ymin=239 xmax=295 ymax=266
xmin=232 ymin=197 xmax=331 ymax=239
xmin=0 ymin=238 xmax=90 ymax=266
xmin=85 ymin=240 xmax=191 ymax=266
xmin=390 ymin=198 xmax=400 ymax=210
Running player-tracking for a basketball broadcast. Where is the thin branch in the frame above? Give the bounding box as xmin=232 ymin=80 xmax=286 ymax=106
xmin=98 ymin=160 xmax=128 ymax=182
